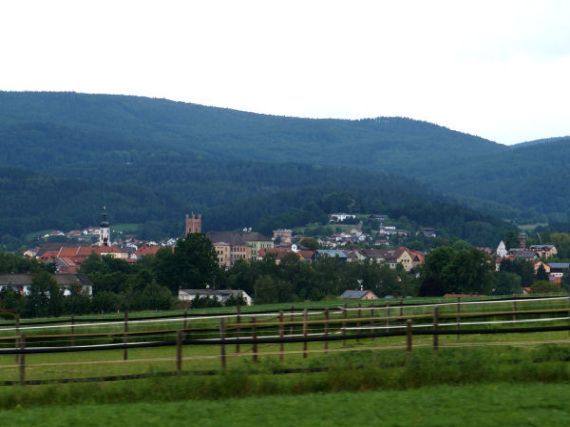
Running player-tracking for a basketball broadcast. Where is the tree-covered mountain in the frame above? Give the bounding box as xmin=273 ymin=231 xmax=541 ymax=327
xmin=426 ymin=137 xmax=570 ymax=222
xmin=0 ymin=160 xmax=513 ymax=248
xmin=3 ymin=90 xmax=565 ymax=245
xmin=0 ymin=91 xmax=504 ymax=176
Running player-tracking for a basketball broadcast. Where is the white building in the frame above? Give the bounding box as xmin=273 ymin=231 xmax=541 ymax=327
xmin=496 ymin=241 xmax=508 ymax=258
xmin=178 ymin=289 xmax=253 ymax=306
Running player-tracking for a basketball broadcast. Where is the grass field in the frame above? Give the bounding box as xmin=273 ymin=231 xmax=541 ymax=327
xmin=2 ymin=297 xmax=570 ymax=425
xmin=0 ymin=295 xmax=570 ymax=383
xmin=1 ymin=383 xmax=570 ymax=426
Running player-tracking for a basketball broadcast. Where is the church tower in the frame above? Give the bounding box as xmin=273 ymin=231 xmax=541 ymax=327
xmin=185 ymin=213 xmax=202 ymax=235
xmin=99 ymin=206 xmax=110 ymax=246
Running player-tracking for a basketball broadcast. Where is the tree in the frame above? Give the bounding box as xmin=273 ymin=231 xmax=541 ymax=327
xmin=500 ymin=258 xmax=535 ymax=287
xmin=535 ymin=264 xmax=549 ymax=281
xmin=155 ymin=234 xmax=219 ymax=293
xmin=254 ymin=275 xmax=295 ymax=304
xmin=419 ymin=246 xmax=456 ymax=296
xmin=25 ymin=271 xmax=57 ymax=317
xmin=137 ymin=281 xmax=173 ymax=310
xmin=299 ymin=237 xmax=319 ymax=250
xmin=441 ymin=248 xmax=495 ymax=295
xmin=64 ymin=285 xmax=91 ymax=315
xmin=493 ymin=272 xmax=522 ymax=295
xmin=91 ymin=291 xmax=121 ymax=313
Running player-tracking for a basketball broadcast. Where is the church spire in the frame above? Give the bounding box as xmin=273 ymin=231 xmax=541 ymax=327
xmin=99 ymin=206 xmax=110 ymax=246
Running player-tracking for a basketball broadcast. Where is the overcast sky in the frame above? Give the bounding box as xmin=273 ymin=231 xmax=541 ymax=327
xmin=1 ymin=0 xmax=569 ymax=144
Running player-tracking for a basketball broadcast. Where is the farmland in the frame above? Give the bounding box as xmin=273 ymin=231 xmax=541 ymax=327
xmin=1 ymin=383 xmax=570 ymax=426
xmin=1 ymin=295 xmax=570 ymax=383
xmin=0 ymin=295 xmax=570 ymax=426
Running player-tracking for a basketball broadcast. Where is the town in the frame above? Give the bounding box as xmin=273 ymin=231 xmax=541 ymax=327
xmin=0 ymin=206 xmax=566 ymax=317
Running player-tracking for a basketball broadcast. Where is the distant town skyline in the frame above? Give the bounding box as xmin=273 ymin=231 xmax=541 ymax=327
xmin=1 ymin=0 xmax=570 ymax=144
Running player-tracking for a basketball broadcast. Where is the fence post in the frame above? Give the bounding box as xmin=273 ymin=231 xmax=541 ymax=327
xmin=19 ymin=335 xmax=26 ymax=386
xmin=385 ymin=304 xmax=391 ymax=332
xmin=568 ymin=295 xmax=570 ymax=337
xmin=303 ymin=308 xmax=308 ymax=358
xmin=456 ymin=297 xmax=461 ymax=341
xmin=324 ymin=308 xmax=329 ymax=352
xmin=15 ymin=314 xmax=20 ymax=364
xmin=370 ymin=308 xmax=376 ymax=341
xmin=235 ymin=305 xmax=241 ymax=354
xmin=512 ymin=295 xmax=517 ymax=321
xmin=356 ymin=303 xmax=362 ymax=342
xmin=342 ymin=304 xmax=347 ymax=346
xmin=406 ymin=319 xmax=413 ymax=353
xmin=433 ymin=307 xmax=439 ymax=352
xmin=220 ymin=319 xmax=227 ymax=370
xmin=123 ymin=311 xmax=129 ymax=361
xmin=71 ymin=315 xmax=75 ymax=347
xmin=279 ymin=311 xmax=285 ymax=362
xmin=252 ymin=317 xmax=258 ymax=363
xmin=176 ymin=330 xmax=184 ymax=374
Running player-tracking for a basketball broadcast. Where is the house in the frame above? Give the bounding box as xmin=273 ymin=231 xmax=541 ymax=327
xmin=533 ymin=261 xmax=551 ymax=274
xmin=548 ymin=262 xmax=570 ymax=273
xmin=508 ymin=248 xmax=537 ymax=261
xmin=257 ymin=247 xmax=314 ymax=264
xmin=340 ymin=289 xmax=378 ymax=300
xmin=529 ymin=245 xmax=558 ymax=259
xmin=133 ymin=245 xmax=162 ymax=260
xmin=37 ymin=245 xmax=130 ymax=272
xmin=417 ymin=227 xmax=437 ymax=238
xmin=240 ymin=232 xmax=274 ymax=258
xmin=178 ymin=289 xmax=253 ymax=306
xmin=329 ymin=213 xmax=357 ymax=223
xmin=0 ymin=273 xmax=93 ymax=296
xmin=315 ymin=249 xmax=348 ymax=262
xmin=207 ymin=232 xmax=252 ymax=268
xmin=359 ymin=247 xmax=424 ymax=272
xmin=272 ymin=229 xmax=293 ymax=245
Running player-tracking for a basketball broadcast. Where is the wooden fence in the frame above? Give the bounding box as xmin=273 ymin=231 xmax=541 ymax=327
xmin=4 ymin=300 xmax=570 ymax=386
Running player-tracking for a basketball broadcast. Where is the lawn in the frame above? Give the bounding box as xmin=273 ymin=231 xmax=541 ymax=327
xmin=1 ymin=383 xmax=570 ymax=426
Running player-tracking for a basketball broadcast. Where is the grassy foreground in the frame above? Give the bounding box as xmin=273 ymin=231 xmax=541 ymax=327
xmin=1 ymin=383 xmax=570 ymax=426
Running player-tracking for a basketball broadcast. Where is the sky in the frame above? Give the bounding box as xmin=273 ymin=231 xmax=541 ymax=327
xmin=1 ymin=0 xmax=570 ymax=144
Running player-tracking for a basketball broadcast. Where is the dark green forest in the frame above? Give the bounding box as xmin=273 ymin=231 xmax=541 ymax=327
xmin=0 ymin=160 xmax=513 ymax=248
xmin=1 ymin=91 xmax=566 ymax=247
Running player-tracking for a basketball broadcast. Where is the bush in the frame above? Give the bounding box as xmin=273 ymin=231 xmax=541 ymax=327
xmin=530 ymin=280 xmax=561 ymax=294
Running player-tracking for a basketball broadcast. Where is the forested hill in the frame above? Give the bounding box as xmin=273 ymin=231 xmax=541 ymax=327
xmin=1 ymin=90 xmax=565 ymax=245
xmin=426 ymin=137 xmax=570 ymax=222
xmin=0 ymin=161 xmax=513 ymax=248
xmin=0 ymin=92 xmax=503 ymax=176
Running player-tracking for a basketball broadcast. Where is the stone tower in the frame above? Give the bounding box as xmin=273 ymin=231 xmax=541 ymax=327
xmin=518 ymin=232 xmax=527 ymax=249
xmin=185 ymin=213 xmax=202 ymax=235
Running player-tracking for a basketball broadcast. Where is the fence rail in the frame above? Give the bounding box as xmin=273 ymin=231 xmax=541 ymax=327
xmin=2 ymin=295 xmax=570 ymax=386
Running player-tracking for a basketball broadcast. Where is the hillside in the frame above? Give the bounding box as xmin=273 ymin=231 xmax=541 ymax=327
xmin=426 ymin=137 xmax=570 ymax=221
xmin=0 ymin=92 xmax=503 ymax=176
xmin=0 ymin=160 xmax=512 ymax=248
xmin=3 ymin=90 xmax=562 ymax=244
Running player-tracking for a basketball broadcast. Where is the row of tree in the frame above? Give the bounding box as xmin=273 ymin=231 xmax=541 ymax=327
xmin=419 ymin=246 xmax=566 ymax=296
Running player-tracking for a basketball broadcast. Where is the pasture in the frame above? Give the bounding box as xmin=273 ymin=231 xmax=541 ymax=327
xmin=0 ymin=294 xmax=570 ymax=427
xmin=0 ymin=295 xmax=569 ymax=385
xmin=1 ymin=383 xmax=570 ymax=426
